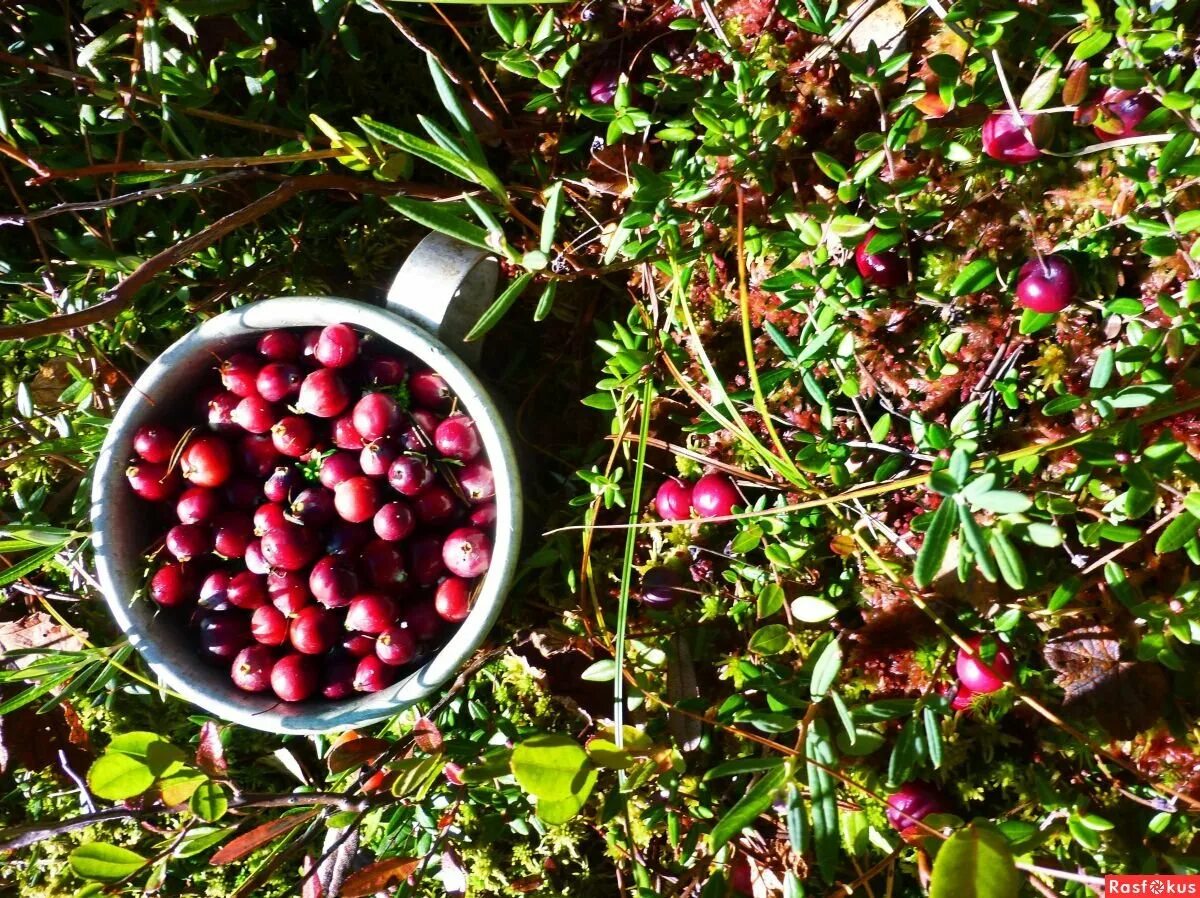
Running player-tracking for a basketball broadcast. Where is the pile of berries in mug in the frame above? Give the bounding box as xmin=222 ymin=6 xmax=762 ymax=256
xmin=125 ymin=324 xmax=496 ymax=704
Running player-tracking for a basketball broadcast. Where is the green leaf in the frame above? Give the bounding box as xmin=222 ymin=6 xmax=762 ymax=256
xmin=1155 ymin=511 xmax=1199 ymax=554
xmin=1176 ymin=210 xmax=1200 ymax=234
xmin=511 ymin=734 xmax=592 ymax=801
xmin=1019 ymin=67 xmax=1060 ymax=111
xmin=989 ymin=530 xmax=1027 ymax=590
xmin=536 ymin=766 xmax=597 ymax=825
xmin=923 ymin=707 xmax=943 ymax=769
xmin=703 ymin=756 xmax=785 ymax=780
xmin=950 ymin=259 xmax=997 ymax=297
xmin=356 ymin=116 xmax=507 ymax=201
xmin=1090 ymin=348 xmax=1115 ymax=390
xmin=580 ymin=658 xmax=616 ymax=681
xmin=539 ymin=182 xmax=564 ymax=254
xmin=464 ymin=272 xmax=534 ymax=342
xmin=749 ymin=624 xmax=791 ymax=655
xmin=929 ymin=822 xmax=1020 ymax=898
xmin=533 ymin=280 xmax=558 ymax=322
xmin=887 ymin=717 xmax=922 ymax=785
xmin=107 ymin=732 xmax=186 ymax=776
xmin=69 ymin=843 xmax=147 ymax=882
xmin=425 ymin=56 xmax=487 ymax=165
xmin=87 ymin=752 xmax=155 ymax=801
xmin=790 ymin=595 xmax=838 ymax=623
xmin=805 ymin=719 xmax=839 ymax=881
xmin=970 ymin=490 xmax=1032 ymax=514
xmin=189 ymin=781 xmax=228 ymax=823
xmin=812 ymin=152 xmax=848 ymax=182
xmin=709 ymin=761 xmax=788 ymax=852
xmin=757 ymin=582 xmax=785 ymax=618
xmin=809 ymin=637 xmax=842 ymax=699
xmin=384 ymin=197 xmax=492 ymax=252
xmin=957 ymin=504 xmax=998 ymax=583
xmin=914 ymin=498 xmax=958 ymax=587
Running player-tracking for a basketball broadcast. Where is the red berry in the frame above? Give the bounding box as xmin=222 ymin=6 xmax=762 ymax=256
xmin=409 ymin=370 xmax=451 ymax=410
xmin=206 ymin=391 xmax=240 ymax=432
xmin=268 ymin=570 xmax=311 ymax=615
xmin=399 ymin=409 xmax=441 ymax=450
xmin=334 ymin=476 xmax=380 ymax=523
xmin=469 ymin=502 xmax=497 ymax=527
xmin=343 ymin=633 xmax=376 ymax=657
xmin=353 ymin=393 xmax=402 ymax=442
xmin=362 ymin=539 xmax=408 ymax=589
xmin=270 ymin=653 xmax=319 ymax=702
xmin=400 ymin=599 xmax=441 ymax=641
xmin=232 ymin=396 xmax=277 ymax=434
xmin=314 ymin=323 xmax=359 ymax=368
xmin=442 ymin=527 xmax=492 ymax=578
xmin=412 ymin=484 xmax=458 ymax=525
xmin=127 ymin=460 xmax=180 ymax=501
xmin=263 ymin=466 xmax=300 ymax=503
xmin=237 ymin=434 xmax=280 ymax=477
xmin=223 ymin=477 xmax=261 ymax=511
xmin=298 ymin=368 xmax=351 ymax=418
xmin=332 ymin=414 xmax=366 ymax=450
xmin=180 ymin=436 xmax=233 ymax=488
xmin=981 ymin=110 xmax=1048 ymax=163
xmin=345 ymin=593 xmax=397 ymax=635
xmin=310 ymin=555 xmax=360 ymax=608
xmin=459 ymin=460 xmax=495 ymax=503
xmin=642 ymin=566 xmax=686 ymax=608
xmin=289 ymin=605 xmax=339 ymax=655
xmin=271 ymin=416 xmax=315 ymax=457
xmin=177 ymin=487 xmax=218 ymax=524
xmin=387 ymin=455 xmax=434 ymax=496
xmin=150 ymin=563 xmax=194 ymax=608
xmin=374 ymin=501 xmax=416 ymax=542
xmin=886 ymin=781 xmax=948 ymax=833
xmin=254 ymin=502 xmax=289 ymax=537
xmin=220 ymin=353 xmax=262 ymax=398
xmin=199 ymin=570 xmax=232 ymax=612
xmin=692 ymin=472 xmax=739 ymax=518
xmin=408 ymin=536 xmax=447 ymax=586
xmin=231 ymin=645 xmax=276 ymax=692
xmin=730 ymin=855 xmax=755 ymax=897
xmin=319 ymin=451 xmax=362 ymax=489
xmin=589 ymin=68 xmax=618 ymax=104
xmin=655 ymin=477 xmax=692 ymax=521
xmin=434 ymin=576 xmax=472 ymax=622
xmin=321 ymin=656 xmax=359 ymax=700
xmin=251 ymin=604 xmax=289 ymax=646
xmin=949 ymin=682 xmax=976 ymax=712
xmin=261 ymin=523 xmax=318 ymax=571
xmin=290 ymin=487 xmax=336 ymax=527
xmin=301 ymin=328 xmax=322 ymax=358
xmin=212 ymin=512 xmax=254 ymax=558
xmin=1094 ymin=88 xmax=1156 ymax=140
xmin=375 ymin=625 xmax=417 ymax=666
xmin=1015 ymin=255 xmax=1076 ymax=313
xmin=353 ymin=655 xmax=396 ymax=693
xmin=199 ymin=612 xmax=251 ymax=663
xmin=855 ymin=228 xmax=907 ymax=289
xmin=359 ymin=442 xmax=397 ymax=478
xmin=257 ymin=329 xmax=303 ymax=361
xmin=133 ymin=424 xmax=179 ymax=464
xmin=165 ymin=523 xmax=211 ymax=561
xmin=227 ymin=571 xmax=267 ymax=610
xmin=244 ymin=539 xmax=270 ymax=575
xmin=256 ymin=363 xmax=303 ymax=403
xmin=955 ymin=635 xmax=1014 ymax=694
xmin=325 ymin=522 xmax=373 ymax=557
xmin=364 ymin=356 xmax=406 ymax=386
xmin=434 ymin=415 xmax=482 ymax=461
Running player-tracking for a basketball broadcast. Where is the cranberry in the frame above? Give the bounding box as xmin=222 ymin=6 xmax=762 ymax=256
xmin=400 ymin=599 xmax=441 ymax=641
xmin=325 ymin=522 xmax=373 ymax=557
xmin=641 ymin=566 xmax=687 ymax=608
xmin=231 ymin=645 xmax=276 ymax=693
xmin=353 ymin=393 xmax=402 ymax=442
xmin=458 ymin=459 xmax=495 ymax=502
xmin=949 ymin=682 xmax=976 ymax=712
xmin=345 ymin=593 xmax=397 ymax=635
xmin=319 ymin=451 xmax=361 ymax=489
xmin=257 ymin=329 xmax=303 ymax=361
xmin=412 ymin=484 xmax=458 ymax=524
xmin=408 ymin=536 xmax=447 ymax=586
xmin=655 ymin=477 xmax=692 ymax=521
xmin=314 ymin=323 xmax=359 ymax=368
xmin=289 ymin=605 xmax=339 ymax=655
xmin=363 ymin=356 xmax=406 ymax=386
xmin=271 ymin=416 xmax=315 ymax=457
xmin=223 ymin=477 xmax=261 ymax=510
xmin=290 ymin=487 xmax=336 ymax=526
xmin=133 ymin=424 xmax=179 ymax=464
xmin=310 ymin=555 xmax=360 ymax=608
xmin=165 ymin=523 xmax=211 ymax=561
xmin=332 ymin=414 xmax=366 ymax=450
xmin=469 ymin=502 xmax=497 ymax=527
xmin=271 ymin=653 xmax=319 ymax=702
xmin=237 ymin=434 xmax=280 ymax=477
xmin=730 ymin=855 xmax=755 ymax=897
xmin=442 ymin=527 xmax=492 ymax=578
xmin=399 ymin=409 xmax=441 ymax=450
xmin=321 ymin=656 xmax=358 ymax=700
xmin=374 ymin=501 xmax=416 ymax=542
xmin=692 ymin=472 xmax=739 ymax=518
xmin=199 ymin=612 xmax=251 ymax=663
xmin=1015 ymin=255 xmax=1076 ymax=313
xmin=298 ymin=368 xmax=351 ymax=418
xmin=301 ymin=328 xmax=322 ymax=358
xmin=254 ymin=502 xmax=289 ymax=536
xmin=354 ymin=655 xmax=396 ymax=693
xmin=359 ymin=442 xmax=397 ymax=478
xmin=387 ymin=455 xmax=434 ymax=496
xmin=212 ymin=512 xmax=254 ymax=558
xmin=886 ymin=781 xmax=948 ymax=833
xmin=232 ymin=396 xmax=276 ymax=434
xmin=256 ymin=363 xmax=303 ymax=403
xmin=261 ymin=523 xmax=318 ymax=571
xmin=127 ymin=460 xmax=180 ymax=502
xmin=343 ymin=633 xmax=377 ymax=657
xmin=955 ymin=635 xmax=1014 ymax=694
xmin=362 ymin=540 xmax=408 ymax=589
xmin=180 ymin=436 xmax=234 ymax=487
xmin=434 ymin=415 xmax=482 ymax=461
xmin=1094 ymin=88 xmax=1156 ymax=140
xmin=268 ymin=570 xmax=311 ymax=615
xmin=150 ymin=563 xmax=194 ymax=608
xmin=981 ymin=110 xmax=1049 ymax=163
xmin=589 ymin=68 xmax=619 ymax=104
xmin=251 ymin=604 xmax=289 ymax=646
xmin=376 ymin=625 xmax=417 ymax=666
xmin=434 ymin=576 xmax=472 ymax=622
xmin=220 ymin=353 xmax=262 ymax=398
xmin=444 ymin=763 xmax=465 ymax=786
xmin=206 ymin=390 xmax=240 ymax=432
xmin=409 ymin=370 xmax=451 ymax=410
xmin=855 ymin=229 xmax=907 ymax=289
xmin=198 ymin=570 xmax=232 ymax=611
xmin=177 ymin=487 xmax=218 ymax=524
xmin=263 ymin=466 xmax=300 ymax=503
xmin=224 ymin=571 xmax=266 ymax=610
xmin=334 ymin=476 xmax=380 ymax=523
xmin=244 ymin=540 xmax=270 ymax=575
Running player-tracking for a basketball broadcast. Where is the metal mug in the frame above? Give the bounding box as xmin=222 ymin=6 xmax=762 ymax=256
xmin=90 ymin=233 xmax=521 ymax=735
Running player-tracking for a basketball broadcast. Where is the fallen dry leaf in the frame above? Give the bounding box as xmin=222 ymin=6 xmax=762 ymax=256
xmin=0 ymin=612 xmax=86 ymax=669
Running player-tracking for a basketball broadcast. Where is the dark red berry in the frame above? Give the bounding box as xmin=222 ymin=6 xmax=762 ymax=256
xmin=376 ymin=625 xmax=417 ymax=666
xmin=127 ymin=460 xmax=180 ymax=502
xmin=289 ymin=605 xmax=339 ymax=655
xmin=290 ymin=488 xmax=335 ymax=529
xmin=268 ymin=570 xmax=311 ymax=615
xmin=400 ymin=599 xmax=441 ymax=641
xmin=314 ymin=324 xmax=359 ymax=368
xmin=206 ymin=390 xmax=240 ymax=432
xmin=271 ymin=653 xmax=319 ymax=702
xmin=251 ymin=604 xmax=289 ymax=646
xmin=363 ymin=356 xmax=406 ymax=386
xmin=237 ymin=434 xmax=280 ymax=477
xmin=982 ymin=110 xmax=1048 ymax=163
xmin=359 ymin=442 xmax=397 ymax=478
xmin=298 ymin=368 xmax=351 ymax=418
xmin=231 ymin=645 xmax=276 ymax=692
xmin=332 ymin=414 xmax=366 ymax=450
xmin=199 ymin=570 xmax=232 ymax=612
xmin=408 ymin=536 xmax=447 ymax=586
xmin=261 ymin=523 xmax=318 ymax=571
xmin=1016 ymin=255 xmax=1076 ymax=313
xmin=309 ymin=555 xmax=360 ymax=608
xmin=387 ymin=455 xmax=434 ymax=496
xmin=301 ymin=328 xmax=322 ymax=358
xmin=343 ymin=633 xmax=376 ymax=658
xmin=226 ymin=571 xmax=267 ymax=610
xmin=374 ymin=501 xmax=416 ymax=542
xmin=409 ymin=370 xmax=451 ymax=410
xmin=321 ymin=656 xmax=358 ymax=700
xmin=212 ymin=512 xmax=254 ymax=558
xmin=177 ymin=487 xmax=218 ymax=524
xmin=256 ymin=363 xmax=303 ymax=403
xmin=257 ymin=329 xmax=303 ymax=361
xmin=362 ymin=540 xmax=408 ymax=589
xmin=319 ymin=451 xmax=361 ymax=489
xmin=886 ymin=781 xmax=948 ymax=834
xmin=435 ymin=415 xmax=482 ymax=461
xmin=655 ymin=477 xmax=692 ymax=521
xmin=223 ymin=477 xmax=261 ymax=510
xmin=855 ymin=229 xmax=907 ymax=289
xmin=254 ymin=502 xmax=289 ymax=537
xmin=271 ymin=416 xmax=315 ymax=457
xmin=641 ymin=566 xmax=686 ymax=608
xmin=353 ymin=393 xmax=402 ymax=442
xmin=325 ymin=522 xmax=373 ymax=557
xmin=589 ymin=68 xmax=618 ymax=104
xmin=199 ymin=612 xmax=251 ymax=663
xmin=150 ymin=563 xmax=194 ymax=608
xmin=692 ymin=472 xmax=739 ymax=518
xmin=412 ymin=484 xmax=458 ymax=525
xmin=165 ymin=523 xmax=211 ymax=561
xmin=334 ymin=476 xmax=380 ymax=523
xmin=345 ymin=593 xmax=397 ymax=635
xmin=434 ymin=576 xmax=472 ymax=622
xmin=133 ymin=425 xmax=179 ymax=464
xmin=1094 ymin=88 xmax=1156 ymax=140
xmin=244 ymin=540 xmax=270 ymax=575
xmin=399 ymin=409 xmax=440 ymax=450
xmin=219 ymin=353 xmax=262 ymax=398
xmin=443 ymin=527 xmax=492 ymax=578
xmin=353 ymin=655 xmax=395 ymax=693
xmin=263 ymin=466 xmax=300 ymax=503
xmin=180 ymin=436 xmax=233 ymax=488
xmin=232 ymin=396 xmax=277 ymax=434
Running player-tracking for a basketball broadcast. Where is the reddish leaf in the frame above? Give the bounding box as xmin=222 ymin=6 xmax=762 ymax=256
xmin=339 ymin=857 xmax=420 ymax=897
xmin=196 ymin=722 xmax=228 ymax=777
xmin=413 ymin=718 xmax=443 ymax=754
xmin=327 ymin=736 xmax=389 ymax=774
xmin=301 ymin=854 xmax=322 ymax=898
xmin=208 ymin=810 xmax=318 ymax=865
xmin=1062 ymin=63 xmax=1091 ymax=107
xmin=511 ymin=876 xmax=544 ymax=893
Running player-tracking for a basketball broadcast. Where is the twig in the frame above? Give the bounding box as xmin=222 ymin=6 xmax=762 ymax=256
xmin=28 ymin=149 xmax=351 ymax=185
xmin=57 ymin=749 xmax=96 ymax=814
xmin=0 ymin=138 xmax=50 ymax=179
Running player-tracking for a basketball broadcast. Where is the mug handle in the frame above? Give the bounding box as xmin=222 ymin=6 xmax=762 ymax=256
xmin=384 ymin=232 xmax=499 ymax=368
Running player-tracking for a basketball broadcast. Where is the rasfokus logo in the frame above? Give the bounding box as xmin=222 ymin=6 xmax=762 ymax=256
xmin=1106 ymin=875 xmax=1200 ymax=895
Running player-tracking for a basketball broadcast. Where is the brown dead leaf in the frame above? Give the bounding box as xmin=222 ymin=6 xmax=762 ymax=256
xmin=413 ymin=718 xmax=443 ymax=754
xmin=0 ymin=612 xmax=86 ymax=669
xmin=338 ymin=857 xmax=420 ymax=898
xmin=196 ymin=721 xmax=228 ymax=777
